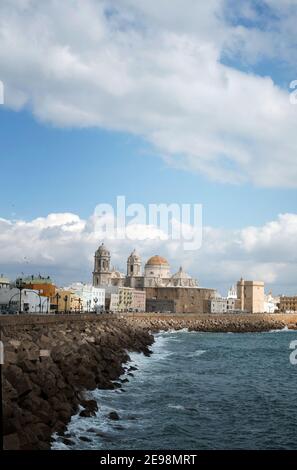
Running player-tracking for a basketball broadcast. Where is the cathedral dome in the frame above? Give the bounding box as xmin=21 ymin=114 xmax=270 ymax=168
xmin=146 ymin=255 xmax=169 ymax=266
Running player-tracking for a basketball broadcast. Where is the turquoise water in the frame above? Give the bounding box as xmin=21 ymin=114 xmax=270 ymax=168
xmin=52 ymin=329 xmax=297 ymax=450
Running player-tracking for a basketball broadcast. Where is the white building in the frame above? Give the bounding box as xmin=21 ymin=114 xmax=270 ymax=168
xmin=264 ymin=291 xmax=279 ymax=313
xmin=66 ymin=283 xmax=105 ymax=313
xmin=105 ymin=286 xmax=146 ymax=313
xmin=0 ymin=287 xmax=48 ymax=314
xmin=227 ymin=285 xmax=237 ymax=299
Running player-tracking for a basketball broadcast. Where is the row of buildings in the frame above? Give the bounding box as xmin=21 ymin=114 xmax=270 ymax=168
xmin=0 ymin=243 xmax=295 ymax=315
xmin=0 ymin=273 xmax=146 ymax=314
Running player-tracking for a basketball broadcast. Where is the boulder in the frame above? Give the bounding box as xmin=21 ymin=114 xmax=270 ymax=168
xmin=108 ymin=411 xmax=120 ymax=421
xmin=79 ymin=399 xmax=98 ymax=417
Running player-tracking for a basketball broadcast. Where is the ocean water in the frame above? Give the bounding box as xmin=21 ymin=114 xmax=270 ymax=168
xmin=52 ymin=329 xmax=297 ymax=450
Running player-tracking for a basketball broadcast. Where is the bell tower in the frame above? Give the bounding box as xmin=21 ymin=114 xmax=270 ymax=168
xmin=93 ymin=243 xmax=111 ymax=286
xmin=127 ymin=249 xmax=141 ymax=277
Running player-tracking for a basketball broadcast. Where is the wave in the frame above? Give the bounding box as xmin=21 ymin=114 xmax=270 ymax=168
xmin=187 ymin=349 xmax=206 ymax=358
xmin=268 ymin=326 xmax=291 ymax=333
xmin=155 ymin=328 xmax=189 ymax=335
xmin=167 ymin=404 xmax=185 ymax=410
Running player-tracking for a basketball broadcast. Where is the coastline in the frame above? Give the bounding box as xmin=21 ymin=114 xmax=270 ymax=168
xmin=2 ymin=313 xmax=297 ymax=450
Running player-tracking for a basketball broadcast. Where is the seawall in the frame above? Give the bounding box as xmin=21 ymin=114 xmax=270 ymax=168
xmin=122 ymin=313 xmax=297 ymax=332
xmin=2 ymin=312 xmax=297 ymax=450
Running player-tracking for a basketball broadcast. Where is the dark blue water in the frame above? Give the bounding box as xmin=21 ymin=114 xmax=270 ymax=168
xmin=52 ymin=329 xmax=297 ymax=450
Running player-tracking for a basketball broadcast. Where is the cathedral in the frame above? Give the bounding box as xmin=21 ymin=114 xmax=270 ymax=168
xmin=93 ymin=243 xmax=198 ymax=289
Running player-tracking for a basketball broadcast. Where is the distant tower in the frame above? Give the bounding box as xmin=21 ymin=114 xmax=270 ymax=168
xmin=127 ymin=249 xmax=142 ymax=277
xmin=93 ymin=243 xmax=111 ymax=286
xmin=227 ymin=285 xmax=237 ymax=299
xmin=126 ymin=249 xmax=142 ymax=288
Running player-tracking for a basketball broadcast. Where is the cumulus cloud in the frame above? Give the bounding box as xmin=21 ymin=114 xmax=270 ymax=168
xmin=0 ymin=211 xmax=297 ymax=294
xmin=0 ymin=1 xmax=297 ymax=186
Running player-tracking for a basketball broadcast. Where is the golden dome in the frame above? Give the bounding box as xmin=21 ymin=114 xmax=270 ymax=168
xmin=146 ymin=255 xmax=169 ymax=266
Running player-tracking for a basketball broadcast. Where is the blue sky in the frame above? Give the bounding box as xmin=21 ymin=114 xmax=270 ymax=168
xmin=0 ymin=0 xmax=297 ymax=294
xmin=0 ymin=108 xmax=296 ymax=229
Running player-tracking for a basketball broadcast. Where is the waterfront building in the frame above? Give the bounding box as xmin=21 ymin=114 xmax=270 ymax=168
xmin=52 ymin=289 xmax=82 ymax=313
xmin=206 ymin=294 xmax=242 ymax=314
xmin=66 ymin=282 xmax=105 ymax=312
xmin=105 ymin=286 xmax=146 ymax=313
xmin=146 ymin=286 xmax=216 ymax=314
xmin=208 ymin=296 xmax=228 ymax=314
xmin=264 ymin=291 xmax=280 ymax=313
xmin=279 ymin=296 xmax=297 ymax=313
xmin=21 ymin=275 xmax=56 ymax=299
xmin=237 ymin=279 xmax=265 ymax=313
xmin=0 ymin=287 xmax=48 ymax=314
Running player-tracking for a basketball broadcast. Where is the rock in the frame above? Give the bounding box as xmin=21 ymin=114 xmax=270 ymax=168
xmin=1 ymin=317 xmax=154 ymax=450
xmin=79 ymin=436 xmax=92 ymax=443
xmin=79 ymin=399 xmax=98 ymax=418
xmin=62 ymin=437 xmax=75 ymax=446
xmin=108 ymin=411 xmax=120 ymax=421
xmin=5 ymin=351 xmax=18 ymax=364
xmin=5 ymin=365 xmax=33 ymax=398
xmin=9 ymin=340 xmax=21 ymax=349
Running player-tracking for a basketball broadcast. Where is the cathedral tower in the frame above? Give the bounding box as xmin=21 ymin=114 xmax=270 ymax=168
xmin=93 ymin=243 xmax=111 ymax=286
xmin=127 ymin=249 xmax=142 ymax=277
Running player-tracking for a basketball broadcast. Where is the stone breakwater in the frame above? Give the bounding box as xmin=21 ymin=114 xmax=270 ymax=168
xmin=1 ymin=315 xmax=153 ymax=450
xmin=123 ymin=313 xmax=297 ymax=333
xmin=2 ymin=313 xmax=297 ymax=450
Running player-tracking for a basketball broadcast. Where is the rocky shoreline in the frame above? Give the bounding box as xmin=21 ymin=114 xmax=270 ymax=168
xmin=2 ymin=313 xmax=297 ymax=450
xmin=2 ymin=317 xmax=153 ymax=450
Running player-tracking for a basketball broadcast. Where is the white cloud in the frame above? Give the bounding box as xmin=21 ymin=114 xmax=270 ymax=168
xmin=0 ymin=1 xmax=297 ymax=186
xmin=0 ymin=211 xmax=297 ymax=294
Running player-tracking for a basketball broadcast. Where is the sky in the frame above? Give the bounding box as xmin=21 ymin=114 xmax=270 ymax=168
xmin=0 ymin=0 xmax=297 ymax=294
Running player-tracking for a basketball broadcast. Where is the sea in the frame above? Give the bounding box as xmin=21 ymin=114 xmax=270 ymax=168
xmin=52 ymin=328 xmax=297 ymax=450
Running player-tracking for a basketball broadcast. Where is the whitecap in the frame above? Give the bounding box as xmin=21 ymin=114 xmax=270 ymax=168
xmin=268 ymin=326 xmax=292 ymax=333
xmin=167 ymin=404 xmax=185 ymax=410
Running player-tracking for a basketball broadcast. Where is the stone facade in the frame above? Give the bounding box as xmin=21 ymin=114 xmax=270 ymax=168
xmin=146 ymin=298 xmax=175 ymax=313
xmin=145 ymin=287 xmax=216 ymax=314
xmin=279 ymin=296 xmax=297 ymax=313
xmin=237 ymin=279 xmax=265 ymax=313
